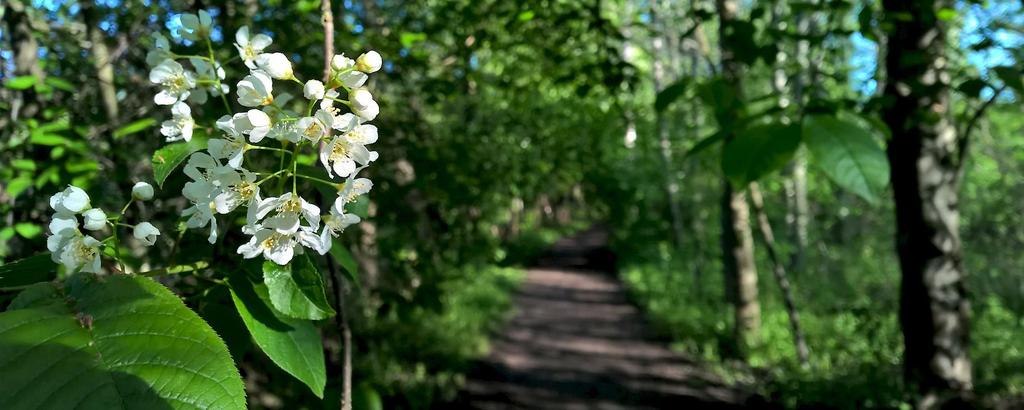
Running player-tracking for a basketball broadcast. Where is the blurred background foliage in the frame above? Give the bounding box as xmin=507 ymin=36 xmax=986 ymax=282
xmin=3 ymin=0 xmax=1024 ymax=408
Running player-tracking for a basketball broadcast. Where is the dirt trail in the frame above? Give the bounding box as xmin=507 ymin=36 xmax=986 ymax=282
xmin=451 ymin=227 xmax=764 ymax=409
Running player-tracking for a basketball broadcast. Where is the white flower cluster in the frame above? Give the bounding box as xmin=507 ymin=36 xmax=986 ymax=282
xmin=46 ymin=183 xmax=160 ymax=273
xmin=148 ymin=11 xmax=383 ymax=266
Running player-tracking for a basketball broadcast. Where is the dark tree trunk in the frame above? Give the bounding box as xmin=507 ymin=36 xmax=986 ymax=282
xmin=881 ymin=0 xmax=972 ymax=406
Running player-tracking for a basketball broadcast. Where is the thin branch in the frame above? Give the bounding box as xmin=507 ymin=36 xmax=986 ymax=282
xmin=957 ymin=83 xmax=1007 ymax=175
xmin=322 ymin=0 xmax=335 ymax=83
xmin=749 ymin=183 xmax=810 ymax=367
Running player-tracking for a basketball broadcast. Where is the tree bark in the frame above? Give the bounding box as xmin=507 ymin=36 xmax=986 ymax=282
xmin=881 ymin=0 xmax=972 ymax=406
xmin=651 ymin=1 xmax=687 ymax=252
xmin=4 ymin=0 xmax=44 ymax=121
xmin=715 ymin=0 xmax=760 ymax=355
xmin=81 ymin=0 xmax=119 ymax=123
xmin=750 ymin=183 xmax=809 ymax=366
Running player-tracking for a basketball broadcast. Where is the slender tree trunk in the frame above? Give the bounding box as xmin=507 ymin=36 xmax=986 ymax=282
xmin=785 ymin=4 xmax=813 ymax=274
xmin=651 ymin=2 xmax=686 ymax=251
xmin=750 ymin=183 xmax=810 ymax=366
xmin=81 ymin=0 xmax=120 ymax=123
xmin=4 ymin=0 xmax=44 ymax=121
xmin=715 ymin=0 xmax=760 ymax=355
xmin=881 ymin=0 xmax=972 ymax=406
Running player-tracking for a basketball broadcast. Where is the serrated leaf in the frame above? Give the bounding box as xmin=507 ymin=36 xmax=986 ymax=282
xmin=803 ymin=114 xmax=890 ymax=204
xmin=0 ymin=275 xmax=246 ymax=409
xmin=114 ymin=118 xmax=158 ymax=140
xmin=0 ymin=253 xmax=56 ymax=289
xmin=152 ymin=136 xmax=207 ymax=188
xmin=654 ymin=79 xmax=689 ymax=112
xmin=328 ymin=243 xmax=360 ymax=286
xmin=228 ymin=273 xmax=326 ymax=398
xmin=262 ymin=254 xmax=335 ymax=320
xmin=722 ymin=123 xmax=802 ymax=186
xmin=5 ymin=76 xmax=37 ymax=90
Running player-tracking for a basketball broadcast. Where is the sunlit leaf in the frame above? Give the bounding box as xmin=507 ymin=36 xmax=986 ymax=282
xmin=113 ymin=118 xmax=158 ymax=140
xmin=152 ymin=136 xmax=208 ymax=188
xmin=4 ymin=76 xmax=37 ymax=90
xmin=262 ymin=254 xmax=336 ymax=320
xmin=0 ymin=275 xmax=246 ymax=409
xmin=803 ymin=114 xmax=890 ymax=204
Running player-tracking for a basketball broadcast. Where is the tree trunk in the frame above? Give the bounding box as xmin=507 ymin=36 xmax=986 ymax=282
xmin=81 ymin=1 xmax=119 ymax=123
xmin=715 ymin=0 xmax=760 ymax=355
xmin=881 ymin=0 xmax=972 ymax=406
xmin=4 ymin=0 xmax=44 ymax=121
xmin=651 ymin=2 xmax=686 ymax=251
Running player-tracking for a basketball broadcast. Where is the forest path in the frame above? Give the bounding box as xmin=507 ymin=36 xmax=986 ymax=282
xmin=451 ymin=226 xmax=764 ymax=409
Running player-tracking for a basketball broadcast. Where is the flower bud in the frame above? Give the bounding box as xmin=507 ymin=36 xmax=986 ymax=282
xmin=132 ymin=182 xmax=155 ymax=200
xmin=331 ymin=54 xmax=354 ymax=71
xmin=255 ymin=52 xmax=293 ymax=79
xmin=355 ymin=51 xmax=382 ymax=73
xmin=304 ymin=80 xmax=326 ymax=100
xmin=82 ymin=208 xmax=107 ymax=231
xmin=133 ymin=222 xmax=161 ymax=246
xmin=349 ymin=87 xmax=374 ymax=110
xmin=49 ymin=185 xmax=90 ymax=214
xmin=353 ymin=99 xmax=379 ymax=122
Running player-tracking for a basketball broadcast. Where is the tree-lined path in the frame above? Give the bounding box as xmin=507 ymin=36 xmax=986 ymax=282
xmin=452 ymin=227 xmax=764 ymax=409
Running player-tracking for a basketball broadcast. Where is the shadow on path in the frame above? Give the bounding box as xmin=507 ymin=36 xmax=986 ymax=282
xmin=448 ymin=226 xmax=771 ymax=409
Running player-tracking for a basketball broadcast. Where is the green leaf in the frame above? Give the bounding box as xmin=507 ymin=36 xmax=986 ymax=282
xmin=957 ymin=78 xmax=988 ymax=99
xmin=0 ymin=275 xmax=246 ymax=409
xmin=655 ymin=79 xmax=689 ymax=113
xmin=6 ymin=175 xmax=33 ymax=198
xmin=328 ymin=243 xmax=360 ymax=286
xmin=152 ymin=136 xmax=207 ymax=188
xmin=803 ymin=114 xmax=890 ymax=204
xmin=353 ymin=383 xmax=384 ymax=410
xmin=0 ymin=253 xmax=56 ymax=289
xmin=399 ymin=32 xmax=427 ymax=48
xmin=992 ymin=66 xmax=1023 ymax=94
xmin=14 ymin=223 xmax=42 ymax=239
xmin=347 ymin=195 xmax=370 ymax=218
xmin=44 ymin=77 xmax=75 ymax=92
xmin=262 ymin=254 xmax=336 ymax=320
xmin=28 ymin=133 xmax=68 ymax=146
xmin=5 ymin=76 xmax=37 ymax=90
xmin=721 ymin=123 xmax=802 ymax=186
xmin=12 ymin=159 xmax=36 ymax=171
xmin=517 ymin=10 xmax=535 ymax=21
xmin=684 ymin=130 xmax=725 ymax=158
xmin=936 ymin=7 xmax=957 ymax=21
xmin=114 ymin=118 xmax=159 ymax=140
xmin=228 ymin=273 xmax=327 ymax=398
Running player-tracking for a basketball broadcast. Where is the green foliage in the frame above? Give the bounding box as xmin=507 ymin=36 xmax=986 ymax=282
xmin=655 ymin=79 xmax=689 ymax=112
xmin=228 ymin=272 xmax=327 ymax=398
xmin=722 ymin=123 xmax=802 ymax=186
xmin=151 ymin=136 xmax=208 ymax=188
xmin=113 ymin=119 xmax=158 ymax=140
xmin=803 ymin=115 xmax=890 ymax=204
xmin=261 ymin=256 xmax=336 ymax=320
xmin=0 ymin=274 xmax=245 ymax=409
xmin=0 ymin=253 xmax=56 ymax=289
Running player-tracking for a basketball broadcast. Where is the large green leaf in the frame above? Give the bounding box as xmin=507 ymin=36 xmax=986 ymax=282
xmin=0 ymin=253 xmax=56 ymax=289
xmin=654 ymin=79 xmax=689 ymax=113
xmin=228 ymin=274 xmax=326 ymax=398
xmin=262 ymin=255 xmax=336 ymax=320
xmin=152 ymin=136 xmax=207 ymax=188
xmin=0 ymin=274 xmax=245 ymax=409
xmin=721 ymin=123 xmax=802 ymax=186
xmin=803 ymin=114 xmax=890 ymax=204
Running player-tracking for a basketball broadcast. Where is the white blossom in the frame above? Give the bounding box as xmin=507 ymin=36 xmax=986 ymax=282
xmin=234 ymin=26 xmax=272 ymax=69
xmin=145 ymin=33 xmax=172 ymax=67
xmin=236 ymin=109 xmax=272 ymax=143
xmin=352 ymin=99 xmax=379 ymax=122
xmin=50 ymin=185 xmax=90 ymax=214
xmin=160 ymin=102 xmax=195 ymax=142
xmin=303 ymin=80 xmax=325 ymax=100
xmin=237 ymin=227 xmax=322 ymax=265
xmin=189 ymin=58 xmax=228 ymax=104
xmin=320 ymin=122 xmax=378 ymax=178
xmin=150 ymin=59 xmax=196 ymax=105
xmin=82 ymin=208 xmax=107 ymax=231
xmin=252 ymin=193 xmax=320 ymax=235
xmin=296 ymin=109 xmax=335 ymax=143
xmin=179 ymin=10 xmax=213 ymax=41
xmin=255 ymin=53 xmax=294 ymax=80
xmin=57 ymin=234 xmax=102 ymax=273
xmin=356 ymin=51 xmax=382 ymax=73
xmin=237 ymin=70 xmax=274 ymax=107
xmin=49 ymin=213 xmax=78 ymax=237
xmin=132 ymin=182 xmax=154 ymax=201
xmin=331 ymin=54 xmax=367 ymax=88
xmin=133 ymin=222 xmax=161 ymax=246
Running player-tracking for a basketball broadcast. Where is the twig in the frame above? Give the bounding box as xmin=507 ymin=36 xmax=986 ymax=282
xmin=322 ymin=0 xmax=335 ymax=83
xmin=749 ymin=183 xmax=810 ymax=367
